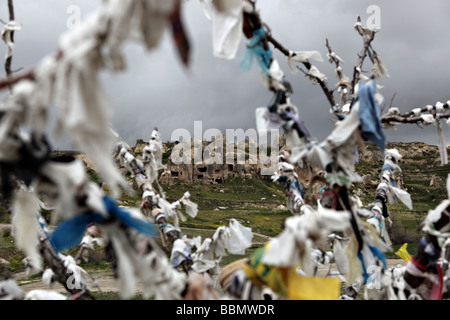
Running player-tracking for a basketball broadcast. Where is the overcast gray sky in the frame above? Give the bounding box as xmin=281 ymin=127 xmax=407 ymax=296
xmin=3 ymin=0 xmax=450 ymax=149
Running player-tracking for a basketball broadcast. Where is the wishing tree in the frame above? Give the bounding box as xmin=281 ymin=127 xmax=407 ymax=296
xmin=0 ymin=0 xmax=449 ymax=301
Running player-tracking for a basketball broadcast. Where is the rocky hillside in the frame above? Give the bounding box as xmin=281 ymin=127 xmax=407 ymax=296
xmin=128 ymin=137 xmax=450 ymax=243
xmin=356 ymin=141 xmax=449 ymax=203
xmin=132 ymin=134 xmax=288 ymax=185
xmin=0 ymin=140 xmax=448 ymax=279
xmin=53 ymin=137 xmax=449 ymax=214
xmin=131 ymin=136 xmax=449 ymax=199
xmin=355 ymin=141 xmax=449 ymax=244
xmin=1 ymin=138 xmax=447 ymax=240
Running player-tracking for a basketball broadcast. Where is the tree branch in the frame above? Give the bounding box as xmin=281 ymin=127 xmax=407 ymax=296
xmin=5 ymin=0 xmax=15 ymax=79
xmin=266 ymin=34 xmax=337 ymax=107
xmin=382 ymin=100 xmax=450 ymax=125
xmin=0 ymin=68 xmax=34 ymax=90
xmin=325 ymin=38 xmax=344 ymax=81
xmin=351 ymin=16 xmax=376 ymax=97
xmin=325 ymin=38 xmax=352 ymax=107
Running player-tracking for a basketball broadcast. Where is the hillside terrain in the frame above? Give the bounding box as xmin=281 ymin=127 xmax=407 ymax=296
xmin=0 ymin=140 xmax=448 ymax=298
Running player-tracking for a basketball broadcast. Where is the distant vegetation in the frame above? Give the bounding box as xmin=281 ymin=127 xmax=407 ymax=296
xmin=0 ymin=141 xmax=448 ymax=278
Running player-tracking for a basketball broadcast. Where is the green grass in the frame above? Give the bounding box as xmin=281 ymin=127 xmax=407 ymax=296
xmin=91 ymin=291 xmax=146 ymax=300
xmin=0 ymin=142 xmax=448 ymax=299
xmin=160 ymin=175 xmax=290 ymax=237
xmin=0 ymin=234 xmax=26 ymax=273
xmin=219 ymin=244 xmax=263 ymax=267
xmin=86 ymin=167 xmax=102 ymax=185
xmin=0 ymin=205 xmax=10 ymax=224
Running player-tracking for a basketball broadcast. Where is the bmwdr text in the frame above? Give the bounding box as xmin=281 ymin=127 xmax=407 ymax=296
xmin=176 ymin=304 xmax=275 ymax=317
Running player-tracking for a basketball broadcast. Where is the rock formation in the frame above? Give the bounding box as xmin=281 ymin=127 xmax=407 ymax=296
xmin=131 ymin=132 xmax=319 ymax=186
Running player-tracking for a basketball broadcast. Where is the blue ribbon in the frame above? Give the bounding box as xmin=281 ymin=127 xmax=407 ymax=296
xmin=240 ymin=27 xmax=272 ymax=75
xmin=369 ymin=245 xmax=387 ymax=269
xmin=357 ymin=251 xmax=369 ymax=282
xmin=330 ymin=106 xmax=346 ymax=120
xmin=50 ymin=212 xmax=105 ymax=253
xmin=268 ymin=90 xmax=283 ymax=113
xmin=36 ymin=213 xmax=51 ymax=239
xmin=293 ymin=181 xmax=305 ymax=198
xmin=390 ymin=178 xmax=398 ymax=188
xmin=357 ymin=246 xmax=387 ymax=283
xmin=357 ymin=81 xmax=386 ymax=154
xmin=159 ymin=222 xmax=173 ymax=231
xmin=102 ymin=196 xmax=156 ymax=237
xmin=381 ymin=163 xmax=393 ymax=172
xmin=50 ymin=196 xmax=156 ymax=253
xmin=381 ymin=163 xmax=398 ymax=187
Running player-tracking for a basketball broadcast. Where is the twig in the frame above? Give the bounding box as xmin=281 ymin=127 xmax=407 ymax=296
xmin=351 ymin=16 xmax=376 ymax=97
xmin=379 ymin=92 xmax=397 ymax=115
xmin=397 ymin=103 xmax=449 ymax=118
xmin=0 ymin=68 xmax=34 ymax=90
xmin=7 ymin=0 xmax=14 ymax=37
xmin=267 ymin=34 xmax=337 ymax=107
xmin=39 ymin=236 xmax=94 ymax=300
xmin=325 ymin=38 xmax=353 ymax=106
xmin=5 ymin=0 xmax=15 ymax=79
xmin=389 ymin=93 xmax=397 ymax=109
xmin=325 ymin=38 xmax=344 ymax=81
xmin=381 ymin=113 xmax=450 ymax=125
xmin=265 ymin=33 xmax=289 ymax=57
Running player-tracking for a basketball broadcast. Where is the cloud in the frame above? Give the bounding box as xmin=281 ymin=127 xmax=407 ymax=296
xmin=2 ymin=0 xmax=449 ymax=149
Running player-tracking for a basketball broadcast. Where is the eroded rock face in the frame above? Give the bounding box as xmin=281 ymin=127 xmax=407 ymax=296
xmin=160 ymin=159 xmax=264 ymax=185
xmin=132 ymin=133 xmax=318 ymax=185
xmin=116 ymin=138 xmax=448 ymax=186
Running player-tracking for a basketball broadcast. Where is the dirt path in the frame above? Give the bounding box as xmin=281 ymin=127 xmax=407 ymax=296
xmin=15 ymin=269 xmax=123 ymax=295
xmin=0 ymin=224 xmax=11 ymax=234
xmin=3 ymin=223 xmax=407 ymax=296
xmin=14 ymin=259 xmax=408 ymax=296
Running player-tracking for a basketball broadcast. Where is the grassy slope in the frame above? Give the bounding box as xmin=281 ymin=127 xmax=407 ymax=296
xmin=0 ymin=142 xmax=448 ymax=294
xmin=355 ymin=142 xmax=449 ymax=250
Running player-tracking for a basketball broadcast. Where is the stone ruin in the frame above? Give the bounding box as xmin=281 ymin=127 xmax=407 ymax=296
xmin=130 ymin=134 xmax=448 ymax=188
xmin=132 ymin=132 xmax=320 ymax=186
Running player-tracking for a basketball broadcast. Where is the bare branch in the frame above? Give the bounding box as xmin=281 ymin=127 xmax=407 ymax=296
xmin=5 ymin=0 xmax=15 ymax=78
xmin=7 ymin=0 xmax=14 ymax=27
xmin=325 ymin=38 xmax=352 ymax=107
xmin=0 ymin=68 xmax=34 ymax=89
xmin=351 ymin=43 xmax=375 ymax=92
xmin=381 ymin=115 xmax=429 ymax=124
xmin=265 ymin=33 xmax=289 ymax=57
xmin=379 ymin=93 xmax=396 ymax=115
xmin=381 ymin=101 xmax=450 ymax=125
xmin=388 ymin=93 xmax=397 ymax=109
xmin=325 ymin=38 xmax=343 ymax=80
xmin=351 ymin=16 xmax=376 ymax=97
xmin=266 ymin=34 xmax=337 ymax=107
xmin=3 ymin=0 xmax=18 ymax=92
